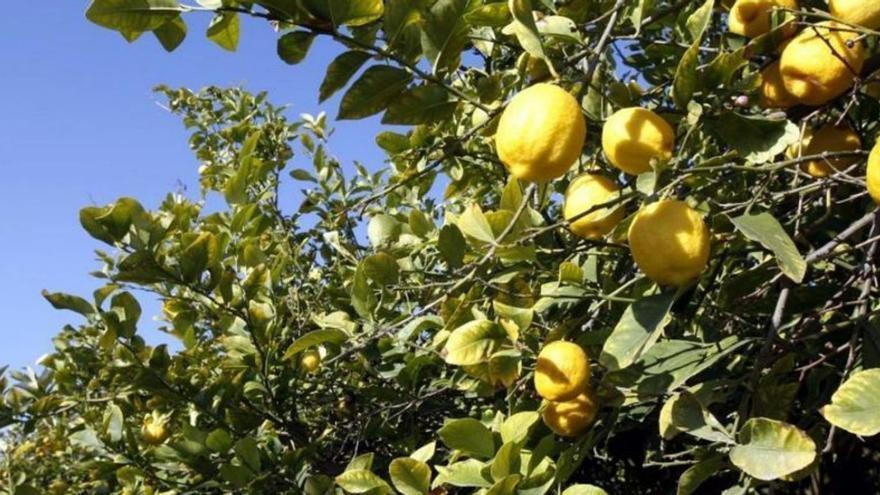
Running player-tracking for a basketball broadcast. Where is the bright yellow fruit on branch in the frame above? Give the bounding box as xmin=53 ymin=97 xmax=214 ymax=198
xmin=602 ymin=107 xmax=675 ymax=175
xmin=534 ymin=341 xmax=590 ymax=401
xmin=829 ymin=0 xmax=880 ymax=29
xmin=141 ymin=412 xmax=171 ymax=445
xmin=867 ymin=143 xmax=880 ymax=205
xmin=563 ymin=174 xmax=625 ymax=239
xmin=495 ymin=83 xmax=586 ymax=182
xmin=542 ymin=389 xmax=599 ymax=437
xmin=628 ymin=200 xmax=710 ymax=287
xmin=789 ymin=124 xmax=861 ymax=178
xmin=728 ymin=0 xmax=798 ymax=38
xmin=760 ymin=61 xmax=798 ymax=109
xmin=301 ymin=350 xmax=321 ymax=373
xmin=780 ymin=22 xmax=866 ymax=106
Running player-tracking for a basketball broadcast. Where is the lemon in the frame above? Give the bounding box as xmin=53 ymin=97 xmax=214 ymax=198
xmin=628 ymin=200 xmax=710 ymax=287
xmin=829 ymin=0 xmax=880 ymax=29
xmin=791 ymin=124 xmax=861 ymax=178
xmin=495 ymin=83 xmax=586 ymax=182
xmin=602 ymin=107 xmax=675 ymax=175
xmin=534 ymin=340 xmax=590 ymax=401
xmin=301 ymin=350 xmax=321 ymax=373
xmin=728 ymin=0 xmax=798 ymax=38
xmin=141 ymin=412 xmax=171 ymax=445
xmin=542 ymin=389 xmax=599 ymax=437
xmin=780 ymin=22 xmax=866 ymax=106
xmin=563 ymin=174 xmax=625 ymax=239
xmin=760 ymin=61 xmax=798 ymax=109
xmin=867 ymin=143 xmax=880 ymax=205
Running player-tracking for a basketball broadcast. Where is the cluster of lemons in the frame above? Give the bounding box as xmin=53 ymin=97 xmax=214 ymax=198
xmin=495 ymin=1 xmax=880 ymax=438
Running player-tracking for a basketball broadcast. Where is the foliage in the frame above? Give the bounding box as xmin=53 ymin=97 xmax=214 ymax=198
xmin=4 ymin=0 xmax=880 ymax=493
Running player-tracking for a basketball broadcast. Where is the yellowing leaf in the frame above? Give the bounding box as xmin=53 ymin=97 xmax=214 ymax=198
xmin=821 ymin=368 xmax=880 ymax=436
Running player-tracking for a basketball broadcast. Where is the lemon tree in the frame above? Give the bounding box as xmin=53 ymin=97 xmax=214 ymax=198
xmin=4 ymin=0 xmax=880 ymax=493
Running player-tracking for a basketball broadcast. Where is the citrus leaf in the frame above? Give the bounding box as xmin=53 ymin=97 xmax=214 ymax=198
xmin=319 ymin=50 xmax=371 ymax=102
xmin=731 ymin=212 xmax=806 ymax=283
xmin=433 ymin=459 xmax=492 ymax=488
xmin=438 ymin=225 xmax=466 ymax=268
xmin=86 ymin=0 xmax=181 ymax=33
xmin=338 ymin=66 xmax=411 ymax=120
xmin=42 ymin=290 xmax=95 ymax=316
xmin=153 ymin=16 xmax=186 ymax=51
xmin=677 ymin=455 xmax=725 ymax=495
xmin=561 ymin=485 xmax=608 ymax=495
xmin=335 ymin=469 xmax=391 ymax=494
xmin=383 ymin=84 xmax=457 ymax=125
xmin=283 ymin=329 xmax=348 ymax=360
xmin=499 ymin=411 xmax=539 ymax=444
xmin=729 ymin=418 xmax=816 ymax=481
xmin=821 ymin=368 xmax=880 ymax=436
xmin=458 ymin=203 xmax=496 ymax=244
xmin=438 ymin=418 xmax=495 ymax=459
xmin=389 ymin=458 xmax=431 ymax=495
xmin=363 ymin=252 xmax=400 ymax=285
xmin=277 ymin=31 xmax=316 ymax=64
xmin=599 ymin=290 xmax=677 ymax=371
xmin=206 ymin=12 xmax=239 ymax=51
xmin=444 ymin=320 xmax=507 ymax=366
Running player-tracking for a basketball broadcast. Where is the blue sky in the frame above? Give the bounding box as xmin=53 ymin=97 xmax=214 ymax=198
xmin=0 ymin=4 xmax=388 ymax=370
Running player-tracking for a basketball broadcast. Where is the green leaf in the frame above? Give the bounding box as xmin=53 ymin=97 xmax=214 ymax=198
xmin=42 ymin=290 xmax=95 ymax=316
xmin=86 ymin=0 xmax=181 ymax=33
xmin=458 ymin=203 xmax=496 ymax=244
xmin=377 ymin=131 xmax=412 ymax=154
xmin=499 ymin=411 xmax=539 ymax=444
xmin=284 ymin=329 xmax=349 ymax=359
xmin=506 ymin=0 xmax=551 ymax=73
xmin=707 ymin=112 xmax=799 ymax=164
xmin=486 ymin=475 xmax=521 ymax=495
xmin=338 ymin=65 xmax=411 ymax=120
xmin=277 ymin=31 xmax=316 ymax=65
xmin=328 ymin=0 xmax=384 ymax=27
xmin=335 ymin=469 xmax=391 ymax=494
xmin=234 ymin=437 xmax=262 ymax=473
xmin=466 ymin=3 xmax=511 ymax=27
xmin=389 ymin=458 xmax=431 ymax=495
xmin=320 ymin=50 xmax=371 ymax=102
xmin=659 ymin=392 xmax=733 ymax=443
xmin=207 ymin=12 xmax=239 ymax=51
xmin=438 ymin=225 xmax=466 ymax=268
xmin=561 ymin=485 xmax=608 ymax=495
xmin=599 ymin=290 xmax=677 ymax=371
xmin=490 ymin=442 xmax=521 ymax=480
xmin=179 ymin=231 xmax=218 ymax=283
xmin=363 ymin=252 xmax=400 ymax=285
xmin=409 ymin=210 xmax=435 ymax=237
xmin=677 ymin=456 xmax=725 ymax=495
xmin=153 ymin=16 xmax=186 ymax=51
xmin=206 ymin=429 xmax=234 ymax=453
xmin=220 ymin=464 xmax=253 ymax=487
xmin=103 ymin=404 xmax=124 ymax=443
xmin=351 ymin=264 xmax=377 ymax=318
xmin=821 ymin=368 xmax=880 ymax=436
xmin=685 ymin=0 xmax=714 ymax=41
xmin=438 ymin=418 xmax=496 ymax=459
xmin=444 ymin=320 xmax=507 ymax=366
xmin=492 ymin=300 xmax=532 ymax=332
xmin=368 ymin=214 xmax=402 ymax=249
xmin=672 ymin=42 xmax=700 ymax=109
xmin=433 ymin=459 xmax=492 ymax=488
xmin=420 ymin=0 xmax=474 ymax=74
xmin=116 ymin=251 xmax=169 ymax=284
xmin=347 ymin=453 xmax=375 ymax=471
xmin=411 ymin=441 xmax=436 ymax=463
xmin=729 ymin=418 xmax=816 ymax=481
xmin=383 ymin=84 xmax=457 ymax=125
xmin=730 ymin=213 xmax=806 ymax=283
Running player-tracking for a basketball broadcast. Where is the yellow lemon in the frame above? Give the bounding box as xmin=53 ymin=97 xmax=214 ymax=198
xmin=301 ymin=350 xmax=321 ymax=373
xmin=542 ymin=389 xmax=599 ymax=437
xmin=728 ymin=0 xmax=798 ymax=38
xmin=495 ymin=83 xmax=586 ymax=182
xmin=795 ymin=124 xmax=862 ymax=178
xmin=534 ymin=341 xmax=590 ymax=401
xmin=563 ymin=174 xmax=625 ymax=239
xmin=141 ymin=412 xmax=171 ymax=445
xmin=760 ymin=61 xmax=798 ymax=109
xmin=867 ymin=143 xmax=880 ymax=205
xmin=829 ymin=0 xmax=880 ymax=30
xmin=780 ymin=22 xmax=866 ymax=106
xmin=628 ymin=200 xmax=710 ymax=287
xmin=602 ymin=107 xmax=675 ymax=175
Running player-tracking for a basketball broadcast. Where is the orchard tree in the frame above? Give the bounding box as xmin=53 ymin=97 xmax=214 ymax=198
xmin=4 ymin=0 xmax=880 ymax=493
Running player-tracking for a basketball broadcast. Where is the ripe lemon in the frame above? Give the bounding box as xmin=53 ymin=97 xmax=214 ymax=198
xmin=495 ymin=83 xmax=586 ymax=182
xmin=602 ymin=107 xmax=675 ymax=175
xmin=542 ymin=389 xmax=599 ymax=437
xmin=867 ymin=143 xmax=880 ymax=205
xmin=780 ymin=22 xmax=866 ymax=106
xmin=141 ymin=412 xmax=171 ymax=445
xmin=760 ymin=61 xmax=798 ymax=109
xmin=791 ymin=124 xmax=861 ymax=178
xmin=301 ymin=350 xmax=321 ymax=373
xmin=628 ymin=200 xmax=710 ymax=287
xmin=829 ymin=0 xmax=880 ymax=30
xmin=563 ymin=174 xmax=625 ymax=239
xmin=728 ymin=0 xmax=798 ymax=38
xmin=534 ymin=341 xmax=590 ymax=401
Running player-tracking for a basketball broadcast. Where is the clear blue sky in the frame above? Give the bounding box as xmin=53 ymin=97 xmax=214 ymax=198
xmin=0 ymin=4 xmax=388 ymax=370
